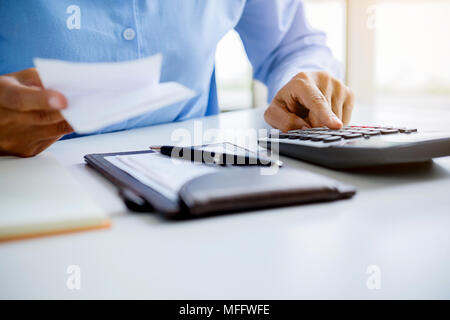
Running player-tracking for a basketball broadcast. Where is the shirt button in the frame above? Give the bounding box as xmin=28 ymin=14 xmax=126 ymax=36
xmin=123 ymin=28 xmax=136 ymax=41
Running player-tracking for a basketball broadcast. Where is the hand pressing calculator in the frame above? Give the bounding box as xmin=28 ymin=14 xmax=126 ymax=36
xmin=258 ymin=125 xmax=450 ymax=169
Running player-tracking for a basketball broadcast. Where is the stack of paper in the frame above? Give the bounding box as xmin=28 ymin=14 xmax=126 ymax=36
xmin=34 ymin=54 xmax=195 ymax=133
xmin=0 ymin=156 xmax=110 ymax=242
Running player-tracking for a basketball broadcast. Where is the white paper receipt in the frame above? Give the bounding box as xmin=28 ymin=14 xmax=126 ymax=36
xmin=34 ymin=54 xmax=195 ymax=133
xmin=106 ymin=153 xmax=219 ymax=201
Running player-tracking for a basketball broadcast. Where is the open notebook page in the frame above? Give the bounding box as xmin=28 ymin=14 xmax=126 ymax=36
xmin=106 ymin=153 xmax=219 ymax=201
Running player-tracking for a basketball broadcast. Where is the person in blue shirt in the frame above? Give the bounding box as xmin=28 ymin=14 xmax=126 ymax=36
xmin=0 ymin=0 xmax=354 ymax=157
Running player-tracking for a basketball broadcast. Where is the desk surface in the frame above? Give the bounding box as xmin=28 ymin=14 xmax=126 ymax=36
xmin=1 ymin=102 xmax=450 ymax=299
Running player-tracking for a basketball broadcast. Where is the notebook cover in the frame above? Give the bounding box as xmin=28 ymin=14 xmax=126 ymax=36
xmin=179 ymin=167 xmax=356 ymax=216
xmin=85 ymin=150 xmax=180 ymax=214
xmin=85 ymin=150 xmax=356 ymax=218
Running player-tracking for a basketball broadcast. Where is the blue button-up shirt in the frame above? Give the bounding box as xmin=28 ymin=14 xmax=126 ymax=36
xmin=0 ymin=0 xmax=340 ymax=136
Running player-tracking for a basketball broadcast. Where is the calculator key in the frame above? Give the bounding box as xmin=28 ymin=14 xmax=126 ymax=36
xmin=380 ymin=129 xmax=399 ymax=134
xmin=330 ymin=132 xmax=350 ymax=136
xmin=343 ymin=133 xmax=363 ymax=139
xmin=323 ymin=136 xmax=342 ymax=143
xmin=360 ymin=131 xmax=380 ymax=136
xmin=306 ymin=134 xmax=324 ymax=141
xmin=269 ymin=133 xmax=289 ymax=139
xmin=342 ymin=130 xmax=364 ymax=135
xmin=288 ymin=129 xmax=304 ymax=134
xmin=399 ymin=128 xmax=418 ymax=133
xmin=311 ymin=135 xmax=333 ymax=141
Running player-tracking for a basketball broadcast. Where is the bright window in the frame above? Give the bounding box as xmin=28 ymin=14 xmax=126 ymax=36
xmin=215 ymin=30 xmax=253 ymax=111
xmin=303 ymin=0 xmax=346 ymax=69
xmin=375 ymin=1 xmax=450 ymax=96
xmin=215 ymin=0 xmax=450 ymax=111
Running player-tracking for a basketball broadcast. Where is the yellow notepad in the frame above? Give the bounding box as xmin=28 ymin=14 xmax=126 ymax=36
xmin=0 ymin=155 xmax=110 ymax=242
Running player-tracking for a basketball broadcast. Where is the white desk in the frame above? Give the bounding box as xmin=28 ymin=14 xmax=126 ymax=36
xmin=1 ymin=103 xmax=450 ymax=299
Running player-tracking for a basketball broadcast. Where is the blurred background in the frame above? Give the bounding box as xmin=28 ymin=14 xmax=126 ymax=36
xmin=215 ymin=0 xmax=450 ymax=113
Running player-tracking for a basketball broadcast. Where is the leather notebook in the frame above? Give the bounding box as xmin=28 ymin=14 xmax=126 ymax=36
xmin=84 ymin=150 xmax=356 ymax=219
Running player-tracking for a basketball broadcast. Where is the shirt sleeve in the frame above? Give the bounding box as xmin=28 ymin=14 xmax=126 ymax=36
xmin=235 ymin=0 xmax=343 ymax=102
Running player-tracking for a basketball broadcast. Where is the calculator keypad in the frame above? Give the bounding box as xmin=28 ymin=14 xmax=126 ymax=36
xmin=269 ymin=126 xmax=418 ymax=143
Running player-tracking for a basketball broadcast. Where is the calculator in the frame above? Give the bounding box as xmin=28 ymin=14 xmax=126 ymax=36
xmin=258 ymin=126 xmax=450 ymax=169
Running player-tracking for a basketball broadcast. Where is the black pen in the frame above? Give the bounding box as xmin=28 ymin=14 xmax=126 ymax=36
xmin=149 ymin=145 xmax=282 ymax=167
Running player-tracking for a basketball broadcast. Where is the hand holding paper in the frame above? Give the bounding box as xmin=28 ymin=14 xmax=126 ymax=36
xmin=34 ymin=54 xmax=195 ymax=133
